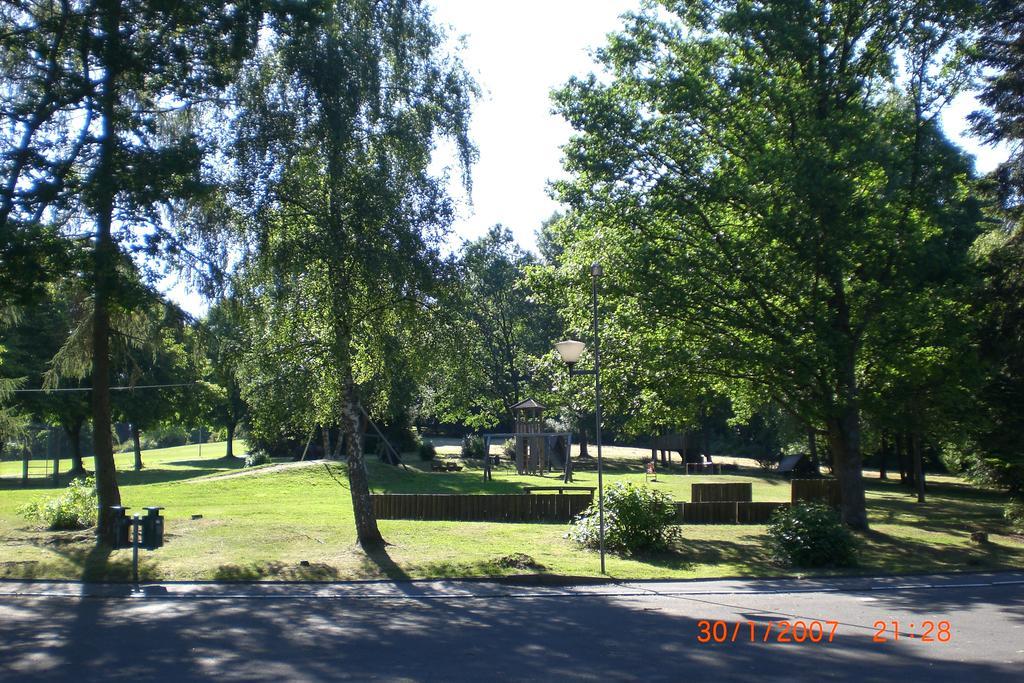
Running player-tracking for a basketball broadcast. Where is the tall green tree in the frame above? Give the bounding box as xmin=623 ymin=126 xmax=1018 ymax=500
xmin=202 ymin=295 xmax=248 ymax=460
xmin=964 ymin=0 xmax=1024 ymax=494
xmin=0 ymin=1 xmax=260 ymax=542
xmin=970 ymin=0 xmax=1024 ymax=226
xmin=0 ymin=0 xmax=87 ymax=308
xmin=112 ymin=303 xmax=199 ymax=472
xmin=423 ymin=226 xmax=559 ymax=429
xmin=0 ymin=308 xmax=28 ymax=446
xmin=229 ymin=0 xmax=475 ymax=548
xmin=545 ymin=0 xmax=980 ymax=528
xmin=2 ymin=279 xmax=92 ymax=475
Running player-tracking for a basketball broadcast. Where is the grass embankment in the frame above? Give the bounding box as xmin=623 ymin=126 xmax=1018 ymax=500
xmin=1 ymin=440 xmax=1021 ymax=582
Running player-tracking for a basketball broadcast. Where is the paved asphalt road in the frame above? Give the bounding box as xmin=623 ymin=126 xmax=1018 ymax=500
xmin=1 ymin=571 xmax=1022 ymax=682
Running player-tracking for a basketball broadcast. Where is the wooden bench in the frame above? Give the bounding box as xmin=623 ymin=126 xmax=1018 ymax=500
xmin=524 ymin=486 xmax=596 ymax=495
xmin=431 ymin=462 xmax=463 ymax=472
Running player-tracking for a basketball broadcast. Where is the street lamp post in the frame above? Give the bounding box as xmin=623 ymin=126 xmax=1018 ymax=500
xmin=555 ymin=262 xmax=606 ymax=574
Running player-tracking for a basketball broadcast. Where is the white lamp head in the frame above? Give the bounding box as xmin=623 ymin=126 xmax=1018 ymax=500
xmin=555 ymin=339 xmax=586 ymax=365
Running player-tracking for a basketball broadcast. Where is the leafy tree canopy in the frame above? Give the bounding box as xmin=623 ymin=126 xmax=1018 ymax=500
xmin=539 ymin=0 xmax=982 ymax=528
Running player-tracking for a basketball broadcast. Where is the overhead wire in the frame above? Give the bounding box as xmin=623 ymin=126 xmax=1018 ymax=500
xmin=11 ymin=382 xmax=199 ymax=393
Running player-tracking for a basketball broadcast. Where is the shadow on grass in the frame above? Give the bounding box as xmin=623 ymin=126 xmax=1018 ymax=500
xmin=213 ymin=561 xmax=340 ymax=582
xmin=359 ymin=545 xmax=412 ymax=582
xmin=404 ymin=552 xmax=551 ymax=580
xmin=1 ymin=465 xmax=246 ymax=490
xmin=856 ymin=528 xmax=1024 ymax=574
xmin=166 ymin=457 xmax=246 ymax=471
xmin=866 ymin=478 xmax=1015 ymax=535
xmin=610 ymin=536 xmax=776 ymax=575
xmin=108 ymin=465 xmax=246 ymax=488
xmin=369 ymin=465 xmax=526 ymax=494
xmin=20 ymin=535 xmax=144 ymax=582
xmin=0 ymin=469 xmax=100 ymax=490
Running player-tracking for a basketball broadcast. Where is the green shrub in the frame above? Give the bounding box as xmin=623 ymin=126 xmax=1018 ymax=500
xmin=144 ymin=424 xmax=190 ymax=449
xmin=461 ymin=435 xmax=485 ymax=459
xmin=766 ymin=503 xmax=857 ymax=568
xmin=418 ymin=441 xmax=437 ymax=461
xmin=501 ymin=438 xmax=517 ymax=461
xmin=1005 ymin=499 xmax=1024 ymax=534
xmin=244 ymin=450 xmax=272 ymax=468
xmin=18 ymin=476 xmax=98 ymax=530
xmin=568 ymin=482 xmax=679 ymax=554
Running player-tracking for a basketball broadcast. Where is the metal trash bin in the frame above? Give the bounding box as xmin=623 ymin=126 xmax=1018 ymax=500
xmin=109 ymin=506 xmax=131 ymax=549
xmin=141 ymin=507 xmax=164 ymax=550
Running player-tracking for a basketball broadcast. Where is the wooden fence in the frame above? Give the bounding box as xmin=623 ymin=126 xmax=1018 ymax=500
xmin=791 ymin=479 xmax=842 ymax=507
xmin=674 ymin=501 xmax=789 ymax=524
xmin=370 ymin=481 xmax=843 ymax=525
xmin=691 ymin=482 xmax=752 ymax=502
xmin=371 ymin=493 xmax=593 ymax=523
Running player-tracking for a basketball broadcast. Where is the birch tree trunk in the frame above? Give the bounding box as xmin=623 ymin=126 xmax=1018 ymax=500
xmin=340 ymin=367 xmax=385 ymax=549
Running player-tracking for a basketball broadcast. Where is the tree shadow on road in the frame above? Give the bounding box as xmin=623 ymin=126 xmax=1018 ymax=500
xmin=4 ymin=578 xmax=1022 ymax=682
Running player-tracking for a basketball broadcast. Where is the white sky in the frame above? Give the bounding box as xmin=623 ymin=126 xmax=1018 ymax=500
xmin=166 ymin=1 xmax=1008 ymax=315
xmin=428 ymin=0 xmax=640 ymax=252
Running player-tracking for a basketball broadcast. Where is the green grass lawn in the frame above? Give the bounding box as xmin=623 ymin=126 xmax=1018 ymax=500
xmin=2 ymin=440 xmax=1022 ymax=582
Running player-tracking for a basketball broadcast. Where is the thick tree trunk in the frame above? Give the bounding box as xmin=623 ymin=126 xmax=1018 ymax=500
xmin=879 ymin=432 xmax=888 ymax=480
xmin=90 ymin=8 xmax=123 ymax=542
xmin=900 ymin=432 xmax=915 ymax=486
xmin=89 ymin=0 xmax=126 ymax=545
xmin=91 ymin=258 xmax=120 ymax=544
xmin=225 ymin=422 xmax=235 ymax=459
xmin=321 ymin=424 xmax=331 ymax=460
xmin=699 ymin=405 xmax=711 ymax=461
xmin=895 ymin=433 xmax=908 ymax=484
xmin=132 ymin=426 xmax=143 ymax=471
xmin=332 ymin=427 xmax=344 ymax=460
xmin=912 ymin=432 xmax=926 ymax=503
xmin=65 ymin=421 xmax=87 ymax=476
xmin=826 ymin=408 xmax=868 ymax=530
xmin=807 ymin=428 xmax=819 ymax=475
xmin=820 ymin=257 xmax=868 ymax=529
xmin=577 ymin=427 xmax=589 ymax=458
xmin=340 ymin=367 xmax=385 ymax=549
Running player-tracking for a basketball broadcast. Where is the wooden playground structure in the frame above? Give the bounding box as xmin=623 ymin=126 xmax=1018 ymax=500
xmin=482 ymin=398 xmax=573 ymax=481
